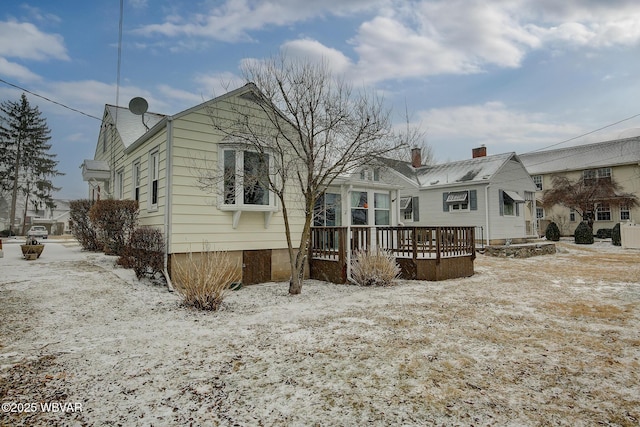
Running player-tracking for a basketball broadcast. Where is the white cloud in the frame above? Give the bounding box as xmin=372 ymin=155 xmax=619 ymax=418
xmin=0 ymin=21 xmax=68 ymax=61
xmin=416 ymin=102 xmax=582 ymax=149
xmin=193 ymin=72 xmax=245 ymax=98
xmin=157 ymin=84 xmax=204 ymax=106
xmin=133 ymin=0 xmax=382 ymax=43
xmin=281 ymin=39 xmax=353 ymax=74
xmin=0 ymin=57 xmax=41 ymax=82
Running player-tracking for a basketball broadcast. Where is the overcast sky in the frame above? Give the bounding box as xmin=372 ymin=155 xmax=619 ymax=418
xmin=2 ymin=0 xmax=640 ymax=199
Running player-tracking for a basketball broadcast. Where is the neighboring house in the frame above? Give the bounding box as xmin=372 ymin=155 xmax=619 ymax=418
xmin=520 ymin=136 xmax=640 ymax=236
xmin=380 ymin=147 xmax=538 ymax=245
xmin=0 ymin=195 xmax=69 ymax=235
xmin=82 ymin=83 xmax=307 ymax=285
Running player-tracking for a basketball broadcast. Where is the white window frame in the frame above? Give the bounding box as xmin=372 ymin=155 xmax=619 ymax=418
xmin=374 ymin=192 xmax=390 ymax=225
xmin=132 ymin=160 xmax=141 ymax=202
xmin=148 ymin=150 xmax=159 ymax=211
xmin=218 ymin=146 xmax=277 ymax=211
xmin=569 ymin=209 xmax=576 ymax=222
xmin=536 ymin=207 xmax=544 ymax=219
xmin=115 ymin=168 xmax=124 ymax=200
xmin=532 ymin=175 xmax=543 ymax=191
xmin=400 ymin=196 xmax=413 ymax=221
xmin=596 ymin=203 xmax=611 ymax=221
xmin=447 ymin=191 xmax=469 ymax=212
xmin=620 ymin=205 xmax=630 ymax=221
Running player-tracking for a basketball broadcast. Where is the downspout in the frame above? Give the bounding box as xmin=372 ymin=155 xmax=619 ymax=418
xmin=162 ymin=117 xmax=174 ymax=292
xmin=485 ymin=184 xmax=490 ymax=246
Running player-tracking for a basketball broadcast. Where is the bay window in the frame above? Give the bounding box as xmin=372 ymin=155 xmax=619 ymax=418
xmin=221 ymin=147 xmax=274 ymax=209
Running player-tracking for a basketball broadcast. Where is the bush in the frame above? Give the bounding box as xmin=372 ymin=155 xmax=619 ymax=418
xmin=595 ymin=228 xmax=612 ymax=239
xmin=612 ymin=223 xmax=621 ymax=246
xmin=69 ymin=199 xmax=101 ymax=251
xmin=574 ymin=222 xmax=594 ymax=245
xmin=350 ymin=249 xmax=400 ymax=287
xmin=89 ymin=200 xmax=139 ymax=255
xmin=173 ymin=247 xmax=241 ymax=311
xmin=545 ymin=222 xmax=561 ymax=241
xmin=118 ymin=227 xmax=165 ymax=279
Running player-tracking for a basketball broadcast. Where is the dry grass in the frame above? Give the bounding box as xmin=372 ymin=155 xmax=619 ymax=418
xmin=350 ymin=249 xmax=400 ymax=287
xmin=172 ymin=248 xmax=241 ymax=310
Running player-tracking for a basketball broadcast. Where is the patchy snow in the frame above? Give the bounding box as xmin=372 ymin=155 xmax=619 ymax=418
xmin=0 ymin=237 xmax=639 ymax=426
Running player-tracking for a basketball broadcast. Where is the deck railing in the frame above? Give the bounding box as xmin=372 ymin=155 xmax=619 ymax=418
xmin=310 ymin=226 xmax=476 ymax=262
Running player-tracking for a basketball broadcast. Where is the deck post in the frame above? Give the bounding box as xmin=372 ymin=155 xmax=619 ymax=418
xmin=435 ymin=226 xmax=441 ymax=264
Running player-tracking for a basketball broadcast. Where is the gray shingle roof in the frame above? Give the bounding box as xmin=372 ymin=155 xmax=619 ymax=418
xmin=519 ymin=136 xmax=640 ymax=175
xmin=382 ymin=152 xmax=517 ymax=188
xmin=105 ymin=105 xmax=166 ymax=148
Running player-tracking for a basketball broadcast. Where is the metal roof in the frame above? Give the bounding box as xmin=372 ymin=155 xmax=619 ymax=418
xmin=519 ymin=136 xmax=640 ymax=175
xmin=105 ymin=105 xmax=166 ymax=148
xmin=384 ymin=152 xmax=518 ymax=188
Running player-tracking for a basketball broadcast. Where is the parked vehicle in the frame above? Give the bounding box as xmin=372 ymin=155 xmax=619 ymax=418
xmin=27 ymin=225 xmax=48 ymax=239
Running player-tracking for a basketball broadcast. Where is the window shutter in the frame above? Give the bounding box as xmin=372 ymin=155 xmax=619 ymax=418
xmin=516 ymin=202 xmax=520 ymax=216
xmin=412 ymin=196 xmax=420 ymax=222
xmin=499 ymin=190 xmax=504 ymax=216
xmin=470 ymin=190 xmax=477 ymax=211
xmin=442 ymin=192 xmax=449 ymax=212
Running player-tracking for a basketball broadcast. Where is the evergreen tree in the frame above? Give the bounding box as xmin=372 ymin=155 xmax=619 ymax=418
xmin=0 ymin=93 xmax=62 ymax=234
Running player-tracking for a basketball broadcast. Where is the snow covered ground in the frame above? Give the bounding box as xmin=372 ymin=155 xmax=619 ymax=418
xmin=0 ymin=238 xmax=639 ymax=426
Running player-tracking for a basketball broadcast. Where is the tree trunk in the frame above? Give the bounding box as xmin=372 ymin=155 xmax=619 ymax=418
xmin=9 ymin=141 xmax=21 ymax=235
xmin=288 ymin=210 xmax=313 ymax=295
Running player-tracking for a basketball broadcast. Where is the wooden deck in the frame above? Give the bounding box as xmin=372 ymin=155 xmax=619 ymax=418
xmin=310 ymin=226 xmax=476 ymax=283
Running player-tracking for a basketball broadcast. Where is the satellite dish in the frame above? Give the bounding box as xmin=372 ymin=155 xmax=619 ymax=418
xmin=128 ymin=97 xmax=148 ymax=115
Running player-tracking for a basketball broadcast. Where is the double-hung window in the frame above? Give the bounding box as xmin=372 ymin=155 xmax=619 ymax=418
xmin=374 ymin=193 xmax=390 ymax=225
xmin=221 ymin=147 xmax=274 ymax=209
xmin=620 ymin=205 xmax=630 ymax=221
xmin=149 ymin=150 xmax=159 ymax=210
xmin=132 ymin=161 xmax=141 ymax=202
xmin=532 ymin=175 xmax=543 ymax=191
xmin=596 ymin=203 xmax=611 ymax=221
xmin=115 ymin=168 xmax=124 ymax=200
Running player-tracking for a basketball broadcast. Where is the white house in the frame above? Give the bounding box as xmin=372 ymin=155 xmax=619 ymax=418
xmin=82 ymin=83 xmax=307 ymax=285
xmin=381 ymin=147 xmax=538 ymax=245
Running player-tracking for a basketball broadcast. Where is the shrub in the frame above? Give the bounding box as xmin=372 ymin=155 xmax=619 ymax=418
xmin=350 ymin=249 xmax=400 ymax=287
xmin=69 ymin=199 xmax=101 ymax=251
xmin=118 ymin=227 xmax=165 ymax=279
xmin=595 ymin=228 xmax=612 ymax=239
xmin=173 ymin=247 xmax=241 ymax=311
xmin=89 ymin=200 xmax=139 ymax=255
xmin=545 ymin=222 xmax=561 ymax=241
xmin=574 ymin=222 xmax=594 ymax=245
xmin=612 ymin=223 xmax=621 ymax=246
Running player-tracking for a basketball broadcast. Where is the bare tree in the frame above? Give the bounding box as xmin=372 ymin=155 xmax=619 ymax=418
xmin=200 ymin=55 xmax=399 ymax=294
xmin=542 ymin=174 xmax=638 ymax=230
xmin=387 ymin=103 xmax=434 ymax=166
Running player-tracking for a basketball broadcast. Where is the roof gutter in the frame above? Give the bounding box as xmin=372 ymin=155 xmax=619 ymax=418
xmin=162 ymin=117 xmax=174 ymax=292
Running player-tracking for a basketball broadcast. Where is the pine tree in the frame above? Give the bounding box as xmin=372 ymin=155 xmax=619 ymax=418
xmin=0 ymin=93 xmax=62 ymax=234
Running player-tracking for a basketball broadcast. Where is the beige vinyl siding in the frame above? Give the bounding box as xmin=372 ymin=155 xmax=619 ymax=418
xmin=168 ymin=99 xmax=306 ymax=254
xmin=536 ymin=163 xmax=640 ymax=235
xmin=92 ymin=117 xmax=126 ymax=198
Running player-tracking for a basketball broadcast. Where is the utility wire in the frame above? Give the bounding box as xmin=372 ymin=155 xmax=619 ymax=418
xmin=0 ymin=77 xmax=102 ymax=121
xmin=525 ymin=112 xmax=640 ymax=153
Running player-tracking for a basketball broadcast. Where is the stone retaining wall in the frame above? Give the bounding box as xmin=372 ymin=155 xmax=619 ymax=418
xmin=483 ymin=243 xmax=556 ymax=258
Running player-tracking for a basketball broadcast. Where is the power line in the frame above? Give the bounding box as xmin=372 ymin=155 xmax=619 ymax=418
xmin=525 ymin=112 xmax=640 ymax=153
xmin=0 ymin=77 xmax=102 ymax=121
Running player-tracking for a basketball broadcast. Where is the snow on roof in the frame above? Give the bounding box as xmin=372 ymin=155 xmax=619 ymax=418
xmin=384 ymin=152 xmax=516 ymax=188
xmin=519 ymin=136 xmax=640 ymax=175
xmin=105 ymin=105 xmax=166 ymax=148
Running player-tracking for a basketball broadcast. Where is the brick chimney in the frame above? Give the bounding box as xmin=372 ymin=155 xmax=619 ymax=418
xmin=411 ymin=147 xmax=422 ymax=168
xmin=472 ymin=145 xmax=487 ymax=158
